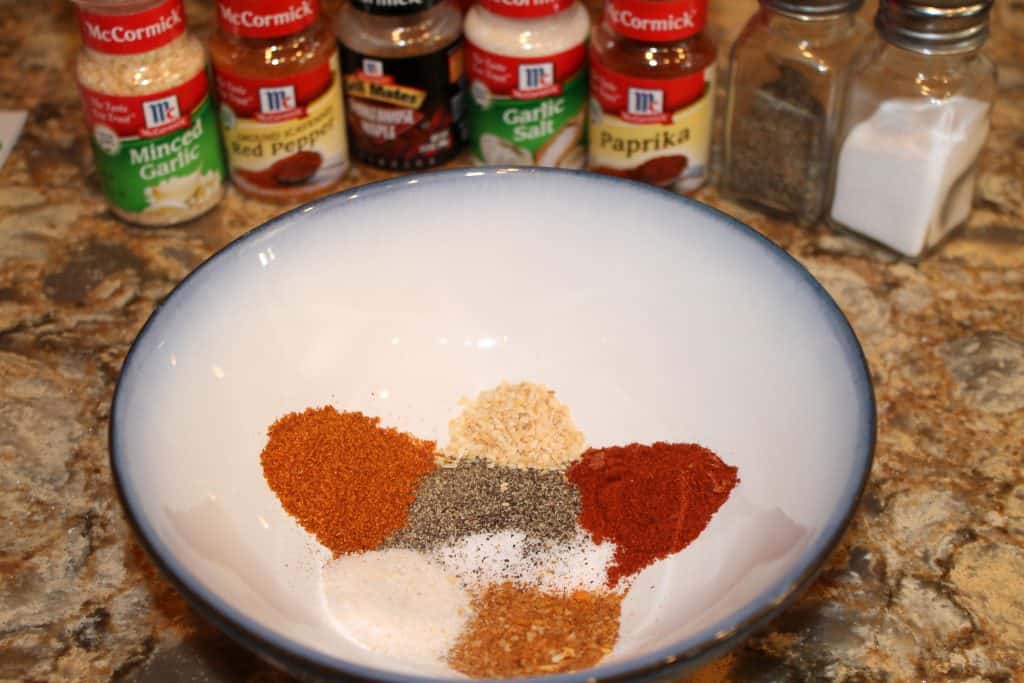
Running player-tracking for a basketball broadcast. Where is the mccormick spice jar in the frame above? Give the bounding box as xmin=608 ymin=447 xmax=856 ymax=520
xmin=335 ymin=0 xmax=467 ymax=170
xmin=588 ymin=0 xmax=717 ymax=193
xmin=74 ymin=0 xmax=226 ymax=226
xmin=209 ymin=0 xmax=349 ymax=202
xmin=464 ymin=0 xmax=590 ymax=168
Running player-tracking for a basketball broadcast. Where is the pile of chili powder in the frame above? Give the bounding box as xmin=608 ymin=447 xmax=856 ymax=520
xmin=260 ymin=382 xmax=739 ymax=678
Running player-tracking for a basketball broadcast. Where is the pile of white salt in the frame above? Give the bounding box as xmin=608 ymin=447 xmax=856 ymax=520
xmin=321 ymin=549 xmax=470 ymax=674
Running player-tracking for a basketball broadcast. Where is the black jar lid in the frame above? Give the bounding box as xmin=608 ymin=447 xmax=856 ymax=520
xmin=350 ymin=0 xmax=442 ymax=15
xmin=762 ymin=0 xmax=864 ymax=16
xmin=876 ymin=0 xmax=993 ymax=53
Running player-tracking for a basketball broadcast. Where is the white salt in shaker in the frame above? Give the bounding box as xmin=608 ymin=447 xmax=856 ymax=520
xmin=827 ymin=0 xmax=996 ymax=259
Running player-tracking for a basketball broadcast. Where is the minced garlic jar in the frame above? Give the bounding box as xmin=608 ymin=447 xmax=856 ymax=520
xmin=74 ymin=0 xmax=226 ymax=226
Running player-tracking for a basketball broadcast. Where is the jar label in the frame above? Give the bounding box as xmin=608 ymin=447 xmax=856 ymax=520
xmin=604 ymin=0 xmax=706 ymax=42
xmin=478 ymin=0 xmax=575 ymax=19
xmin=350 ymin=0 xmax=441 ymax=16
xmin=79 ymin=71 xmax=226 ymax=216
xmin=588 ymin=58 xmax=714 ymax=191
xmin=341 ymin=41 xmax=467 ymax=170
xmin=466 ymin=42 xmax=586 ymax=167
xmin=214 ymin=53 xmax=348 ymax=196
xmin=217 ymin=0 xmax=319 ymax=38
xmin=77 ymin=0 xmax=186 ymax=55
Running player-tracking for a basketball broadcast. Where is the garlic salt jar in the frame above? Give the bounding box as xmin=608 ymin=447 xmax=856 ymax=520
xmin=74 ymin=0 xmax=226 ymax=226
xmin=464 ymin=0 xmax=590 ymax=168
xmin=828 ymin=0 xmax=996 ymax=259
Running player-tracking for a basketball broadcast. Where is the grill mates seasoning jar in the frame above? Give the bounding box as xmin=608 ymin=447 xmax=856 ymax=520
xmin=335 ymin=0 xmax=467 ymax=170
xmin=74 ymin=0 xmax=226 ymax=226
xmin=464 ymin=0 xmax=590 ymax=168
xmin=209 ymin=0 xmax=349 ymax=202
xmin=588 ymin=0 xmax=717 ymax=192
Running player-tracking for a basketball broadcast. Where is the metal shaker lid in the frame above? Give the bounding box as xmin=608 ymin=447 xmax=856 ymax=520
xmin=876 ymin=0 xmax=993 ymax=53
xmin=763 ymin=0 xmax=864 ymax=17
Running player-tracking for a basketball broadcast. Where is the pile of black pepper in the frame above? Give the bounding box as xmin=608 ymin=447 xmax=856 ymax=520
xmin=723 ymin=65 xmax=827 ymax=226
xmin=384 ymin=460 xmax=580 ymax=551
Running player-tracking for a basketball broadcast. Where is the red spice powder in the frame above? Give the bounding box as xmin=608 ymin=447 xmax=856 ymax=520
xmin=567 ymin=442 xmax=739 ymax=586
xmin=260 ymin=407 xmax=437 ymax=555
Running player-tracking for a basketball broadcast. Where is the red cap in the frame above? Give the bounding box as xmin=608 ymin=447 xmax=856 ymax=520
xmin=217 ymin=0 xmax=320 ymax=38
xmin=478 ymin=0 xmax=574 ymax=18
xmin=605 ymin=0 xmax=707 ymax=41
xmin=77 ymin=0 xmax=186 ymax=54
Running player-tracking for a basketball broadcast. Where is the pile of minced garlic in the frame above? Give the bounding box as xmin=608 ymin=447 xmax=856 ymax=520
xmin=441 ymin=381 xmax=587 ymax=469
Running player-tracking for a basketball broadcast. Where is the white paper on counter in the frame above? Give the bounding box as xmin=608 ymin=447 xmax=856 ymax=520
xmin=0 ymin=111 xmax=28 ymax=171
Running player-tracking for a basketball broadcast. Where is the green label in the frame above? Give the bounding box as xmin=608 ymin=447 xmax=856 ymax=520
xmin=92 ymin=97 xmax=226 ymax=214
xmin=469 ymin=69 xmax=587 ymax=168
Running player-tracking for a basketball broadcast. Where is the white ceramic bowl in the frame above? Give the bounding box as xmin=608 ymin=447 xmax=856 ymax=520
xmin=111 ymin=168 xmax=874 ymax=682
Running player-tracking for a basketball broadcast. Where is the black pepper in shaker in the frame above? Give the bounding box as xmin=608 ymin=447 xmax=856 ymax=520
xmin=720 ymin=0 xmax=868 ymax=227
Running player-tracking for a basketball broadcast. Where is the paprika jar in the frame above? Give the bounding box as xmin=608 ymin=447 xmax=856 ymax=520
xmin=74 ymin=0 xmax=226 ymax=226
xmin=588 ymin=0 xmax=717 ymax=193
xmin=335 ymin=0 xmax=467 ymax=170
xmin=464 ymin=0 xmax=590 ymax=168
xmin=209 ymin=0 xmax=349 ymax=202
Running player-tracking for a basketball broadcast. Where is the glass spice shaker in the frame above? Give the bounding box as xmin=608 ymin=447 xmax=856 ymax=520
xmin=335 ymin=0 xmax=467 ymax=170
xmin=828 ymin=0 xmax=996 ymax=259
xmin=720 ymin=0 xmax=868 ymax=227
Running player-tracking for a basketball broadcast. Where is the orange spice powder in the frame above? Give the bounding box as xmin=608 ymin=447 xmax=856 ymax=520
xmin=260 ymin=407 xmax=437 ymax=555
xmin=449 ymin=582 xmax=624 ymax=677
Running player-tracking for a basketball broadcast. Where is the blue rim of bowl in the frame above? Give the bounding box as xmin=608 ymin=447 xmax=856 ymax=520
xmin=109 ymin=167 xmax=876 ymax=682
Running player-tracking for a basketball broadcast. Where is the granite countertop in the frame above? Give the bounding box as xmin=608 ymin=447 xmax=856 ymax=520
xmin=2 ymin=1 xmax=1023 ymax=681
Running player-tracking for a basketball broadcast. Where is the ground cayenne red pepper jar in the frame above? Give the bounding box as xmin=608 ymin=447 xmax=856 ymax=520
xmin=209 ymin=0 xmax=349 ymax=202
xmin=588 ymin=0 xmax=717 ymax=193
xmin=335 ymin=0 xmax=467 ymax=170
xmin=74 ymin=0 xmax=227 ymax=226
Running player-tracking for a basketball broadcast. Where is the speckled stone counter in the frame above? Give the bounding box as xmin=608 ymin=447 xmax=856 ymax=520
xmin=1 ymin=1 xmax=1022 ymax=681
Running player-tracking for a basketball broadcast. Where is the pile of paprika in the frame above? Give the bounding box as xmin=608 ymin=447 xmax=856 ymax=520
xmin=567 ymin=441 xmax=739 ymax=586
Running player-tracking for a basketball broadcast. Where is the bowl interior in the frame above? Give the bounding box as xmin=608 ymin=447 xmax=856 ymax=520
xmin=112 ymin=169 xmax=872 ymax=681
